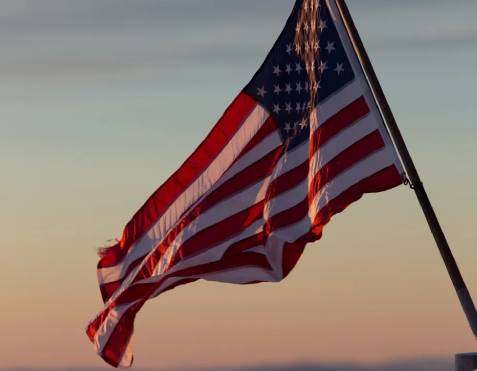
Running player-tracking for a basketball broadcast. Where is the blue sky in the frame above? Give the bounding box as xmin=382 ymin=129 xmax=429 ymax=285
xmin=1 ymin=1 xmax=476 ymax=369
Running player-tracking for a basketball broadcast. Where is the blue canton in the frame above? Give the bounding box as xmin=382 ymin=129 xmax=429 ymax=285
xmin=245 ymin=0 xmax=355 ymax=150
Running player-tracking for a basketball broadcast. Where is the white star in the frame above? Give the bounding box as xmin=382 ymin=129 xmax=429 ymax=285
xmin=304 ymin=81 xmax=309 ymax=92
xmin=284 ymin=122 xmax=292 ymax=133
xmin=285 ymin=102 xmax=292 ymax=113
xmin=318 ymin=19 xmax=328 ymax=32
xmin=296 ymin=102 xmax=302 ymax=112
xmin=273 ymin=65 xmax=282 ymax=76
xmin=334 ymin=62 xmax=344 ymax=75
xmin=286 ymin=44 xmax=292 ymax=55
xmin=257 ymin=86 xmax=267 ymax=98
xmin=295 ymin=43 xmax=301 ymax=54
xmin=299 ymin=118 xmax=308 ymax=129
xmin=273 ymin=84 xmax=282 ymax=95
xmin=285 ymin=83 xmax=292 ymax=94
xmin=325 ymin=41 xmax=335 ymax=54
xmin=293 ymin=121 xmax=300 ymax=134
xmin=295 ymin=63 xmax=303 ymax=73
xmin=285 ymin=64 xmax=292 ymax=74
xmin=296 ymin=82 xmax=303 ymax=94
xmin=273 ymin=104 xmax=281 ymax=115
xmin=318 ymin=60 xmax=328 ymax=74
xmin=313 ymin=41 xmax=320 ymax=52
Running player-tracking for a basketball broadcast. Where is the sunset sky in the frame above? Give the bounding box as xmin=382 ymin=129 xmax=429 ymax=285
xmin=1 ymin=0 xmax=477 ymax=369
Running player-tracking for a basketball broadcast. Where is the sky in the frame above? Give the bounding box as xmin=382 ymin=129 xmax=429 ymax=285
xmin=1 ymin=0 xmax=476 ymax=370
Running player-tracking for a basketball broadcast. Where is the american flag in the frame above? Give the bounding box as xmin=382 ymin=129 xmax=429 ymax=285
xmin=87 ymin=0 xmax=405 ymax=367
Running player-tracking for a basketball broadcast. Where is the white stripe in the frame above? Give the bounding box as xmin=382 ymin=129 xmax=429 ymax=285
xmin=317 ymin=79 xmax=363 ymax=123
xmin=100 ymin=168 xmax=272 ymax=285
xmin=266 ymin=112 xmax=379 ymax=219
xmin=151 ymin=179 xmax=271 ymax=277
xmin=98 ymin=151 xmax=397 ymax=339
xmin=100 ymin=174 xmax=268 ymax=284
xmin=214 ymin=131 xmax=281 ymax=189
xmin=147 ymin=263 xmax=282 ymax=302
xmin=200 ymin=265 xmax=281 ymax=283
xmin=271 ymin=214 xmax=312 ymax=244
xmin=93 ymin=300 xmax=140 ymax=366
xmin=266 ymin=178 xmax=308 ymax=219
xmin=309 ymin=112 xmax=379 ymax=183
xmin=274 ymin=80 xmax=366 ymax=177
xmin=245 ymin=245 xmax=267 ymax=255
xmin=92 ymin=223 xmax=270 ymax=357
xmin=188 ymin=179 xmax=270 ymax=238
xmin=139 ymin=219 xmax=266 ymax=285
xmin=276 ymin=140 xmax=308 ymax=174
xmin=98 ymin=105 xmax=269 ymax=285
xmin=326 ymin=0 xmax=405 ymax=176
xmin=270 ymin=148 xmax=396 ymax=244
xmin=310 ymin=147 xmax=395 ymax=221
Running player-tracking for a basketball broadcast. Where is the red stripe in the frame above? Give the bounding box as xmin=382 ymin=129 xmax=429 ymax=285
xmin=131 ymin=160 xmax=400 ymax=306
xmin=223 ymin=233 xmax=266 ymax=258
xmin=100 ymin=300 xmax=143 ymax=368
xmin=280 ymin=165 xmax=402 ymax=279
xmin=267 ymin=97 xmax=370 ymax=201
xmin=236 ymin=116 xmax=277 ymax=160
xmin=266 ymin=199 xmax=308 ymax=232
xmin=98 ymin=99 xmax=374 ymax=299
xmin=91 ymin=165 xmax=402 ymax=339
xmin=95 ymin=130 xmax=391 ymax=333
xmin=95 ymin=250 xmax=274 ymax=367
xmin=89 ymin=166 xmax=402 ymax=364
xmin=99 ymin=144 xmax=283 ymax=301
xmin=129 ymin=146 xmax=283 ymax=281
xmin=267 ymin=161 xmax=309 ymax=199
xmin=311 ymin=96 xmax=369 ymax=154
xmin=199 ymin=146 xmax=283 ymax=210
xmin=309 ymin=130 xmax=385 ymax=201
xmin=115 ymin=251 xmax=273 ymax=307
xmin=163 ymin=201 xmax=267 ymax=272
xmin=311 ymin=165 xmax=402 ymax=237
xmin=265 ymin=131 xmax=385 ymax=234
xmin=103 ymin=130 xmax=385 ymax=300
xmin=98 ymin=92 xmax=257 ymax=269
xmin=282 ymin=241 xmax=307 ymax=278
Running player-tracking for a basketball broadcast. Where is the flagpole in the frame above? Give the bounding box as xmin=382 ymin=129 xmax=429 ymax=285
xmin=334 ymin=0 xmax=477 ymax=338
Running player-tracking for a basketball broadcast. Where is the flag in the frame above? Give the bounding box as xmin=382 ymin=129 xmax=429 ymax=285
xmin=86 ymin=0 xmax=405 ymax=367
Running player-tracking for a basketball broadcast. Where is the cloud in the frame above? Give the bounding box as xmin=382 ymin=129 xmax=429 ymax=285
xmin=1 ymin=0 xmax=476 ymax=79
xmin=0 ymin=0 xmax=292 ymax=79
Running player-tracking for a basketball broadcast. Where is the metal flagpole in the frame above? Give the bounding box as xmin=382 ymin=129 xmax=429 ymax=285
xmin=334 ymin=0 xmax=477 ymax=339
